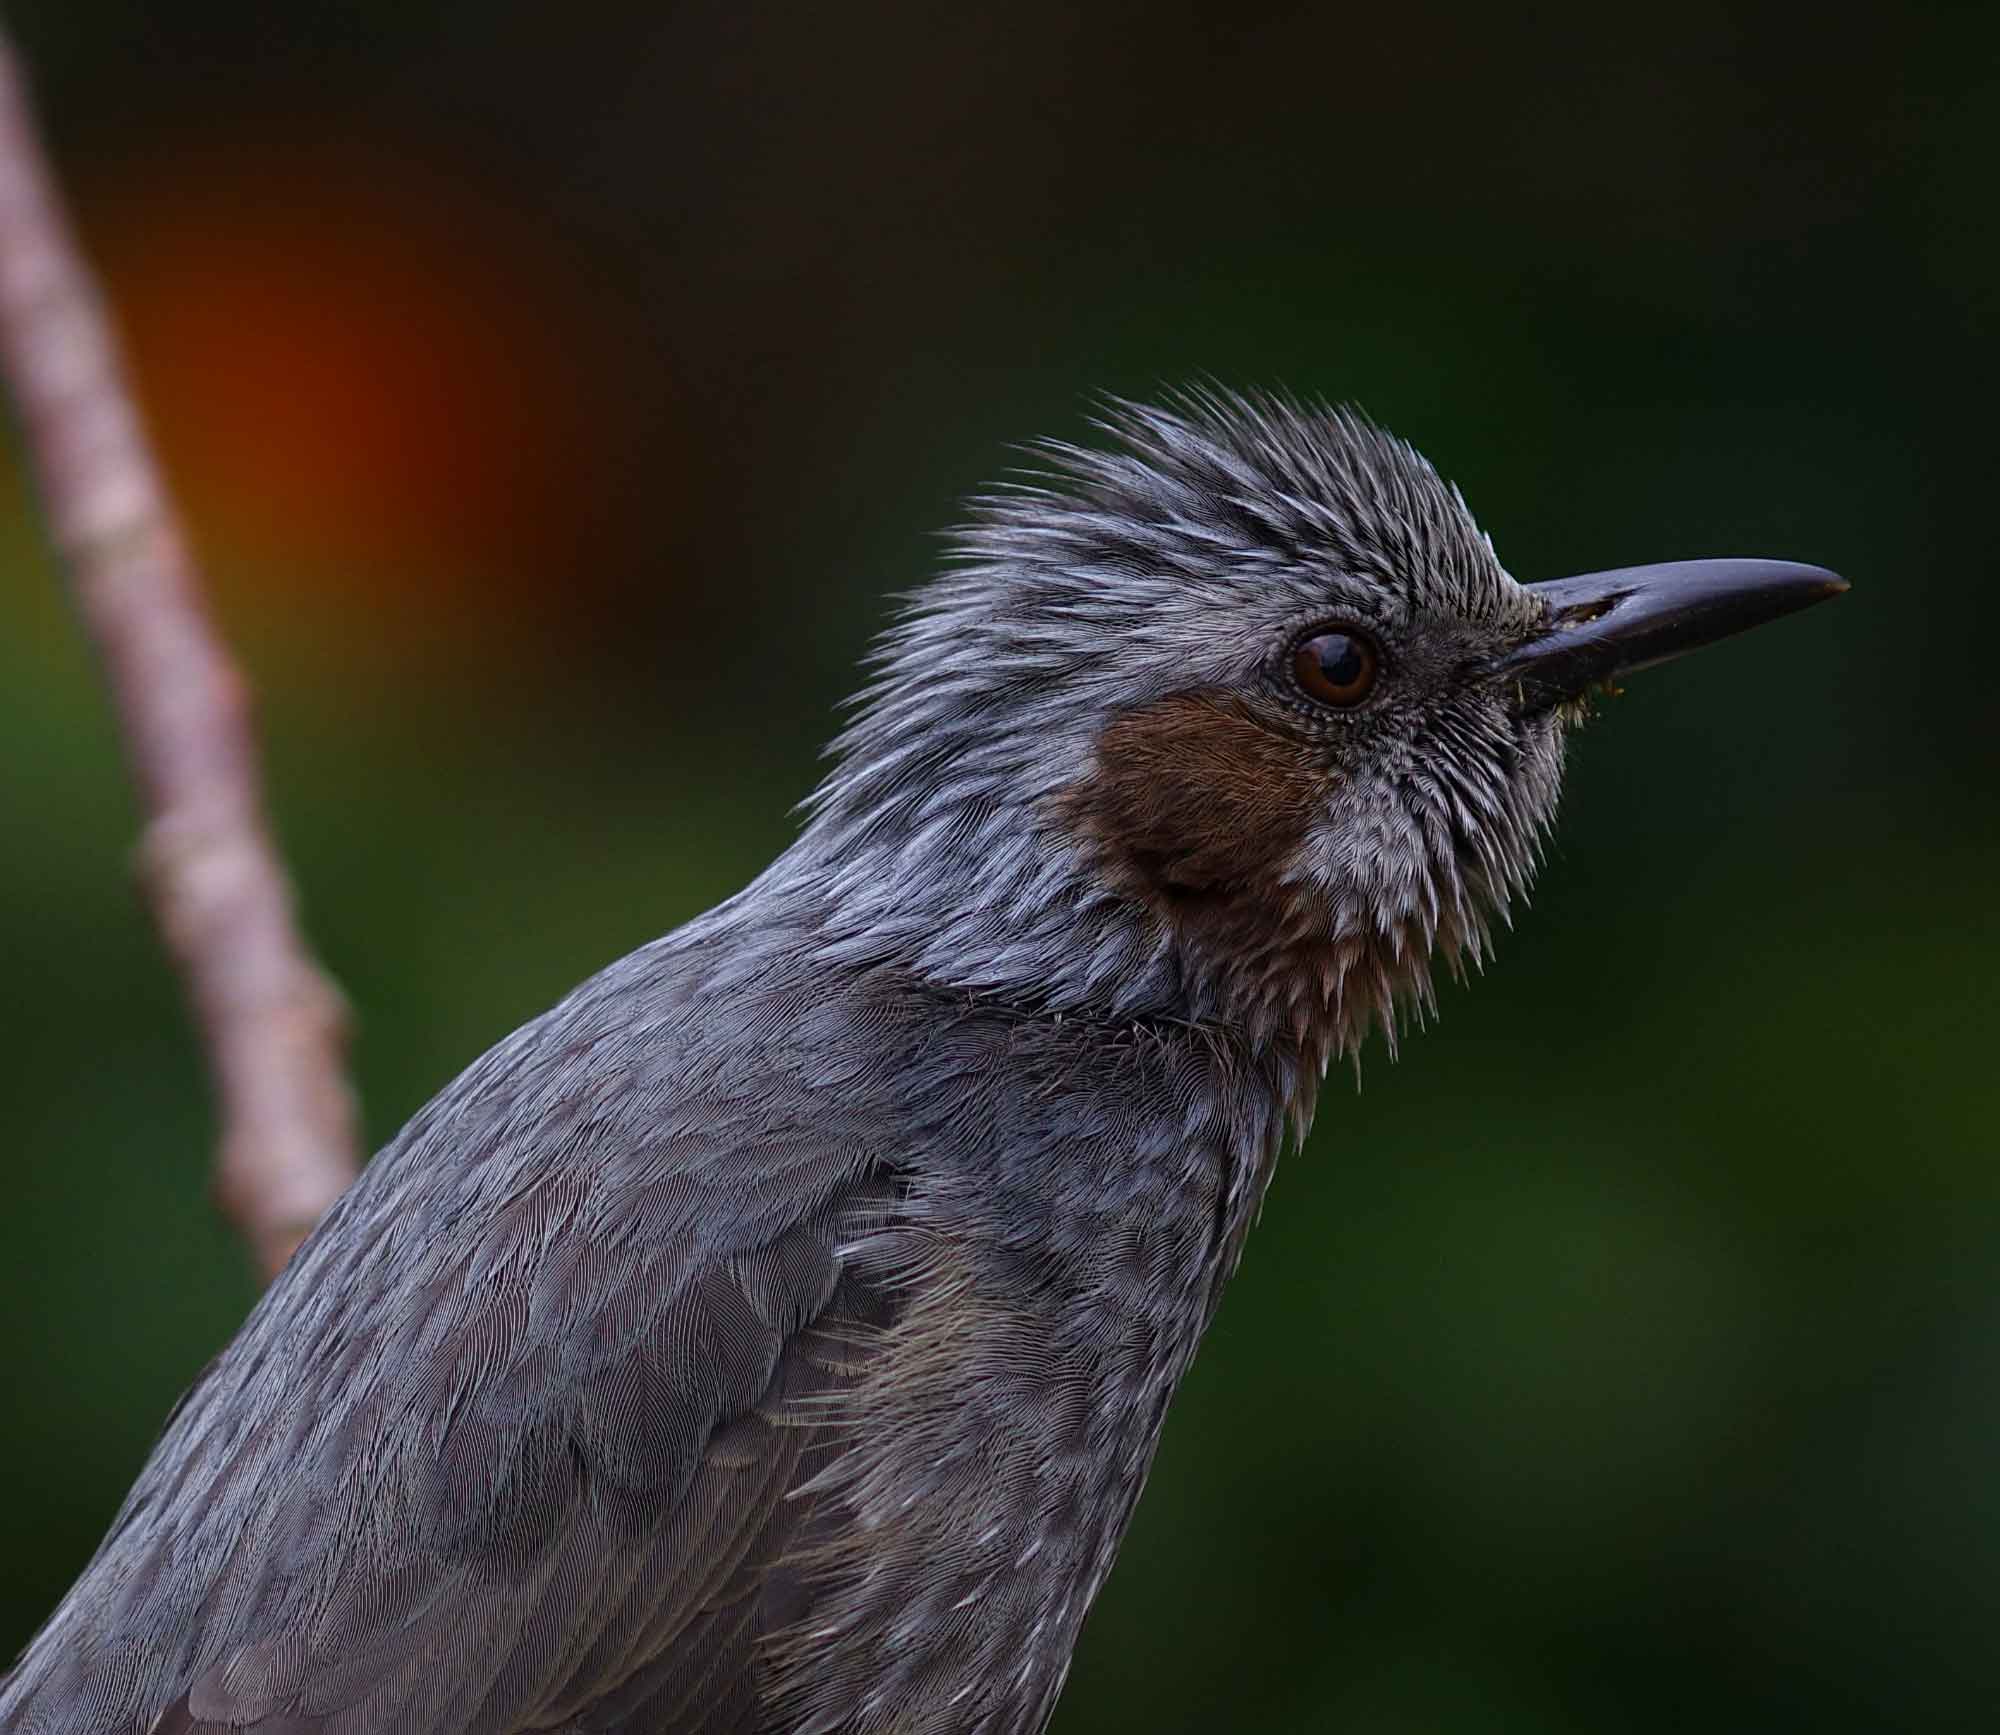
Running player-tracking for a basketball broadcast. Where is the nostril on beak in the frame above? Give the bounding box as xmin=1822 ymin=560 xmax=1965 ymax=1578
xmin=1548 ymin=590 xmax=1626 ymax=628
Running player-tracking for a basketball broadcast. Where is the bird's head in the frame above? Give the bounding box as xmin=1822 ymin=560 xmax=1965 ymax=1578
xmin=800 ymin=389 xmax=1842 ymax=1073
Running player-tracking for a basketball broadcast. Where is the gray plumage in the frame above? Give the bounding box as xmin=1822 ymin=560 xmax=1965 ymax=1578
xmin=0 ymin=389 xmax=1842 ymax=1734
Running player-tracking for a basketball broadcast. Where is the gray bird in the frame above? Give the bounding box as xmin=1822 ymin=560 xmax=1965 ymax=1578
xmin=2 ymin=390 xmax=1845 ymax=1735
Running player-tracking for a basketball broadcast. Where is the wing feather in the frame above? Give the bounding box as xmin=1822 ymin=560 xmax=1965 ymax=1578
xmin=3 ymin=966 xmax=909 ymax=1735
xmin=144 ymin=1223 xmax=883 ymax=1735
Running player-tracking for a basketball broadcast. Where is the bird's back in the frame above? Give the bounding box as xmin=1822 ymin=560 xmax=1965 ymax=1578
xmin=2 ymin=894 xmax=1286 ymax=1734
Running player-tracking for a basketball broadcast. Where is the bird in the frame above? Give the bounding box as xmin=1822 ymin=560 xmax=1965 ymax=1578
xmin=1 ymin=389 xmax=1845 ymax=1735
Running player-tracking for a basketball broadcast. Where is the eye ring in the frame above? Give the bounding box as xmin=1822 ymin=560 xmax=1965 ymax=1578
xmin=1292 ymin=627 xmax=1380 ymax=708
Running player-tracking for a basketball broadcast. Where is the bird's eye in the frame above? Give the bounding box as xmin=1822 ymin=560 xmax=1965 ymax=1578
xmin=1292 ymin=628 xmax=1379 ymax=708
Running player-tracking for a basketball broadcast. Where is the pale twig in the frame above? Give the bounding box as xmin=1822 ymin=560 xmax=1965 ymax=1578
xmin=0 ymin=31 xmax=361 ymax=1280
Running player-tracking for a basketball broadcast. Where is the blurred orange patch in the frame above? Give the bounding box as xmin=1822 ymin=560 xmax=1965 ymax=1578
xmin=75 ymin=136 xmax=627 ymax=626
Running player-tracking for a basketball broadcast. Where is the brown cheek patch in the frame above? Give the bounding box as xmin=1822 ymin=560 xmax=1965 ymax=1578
xmin=1057 ymin=689 xmax=1325 ymax=903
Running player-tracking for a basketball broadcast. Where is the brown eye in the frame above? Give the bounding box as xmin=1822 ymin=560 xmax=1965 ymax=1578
xmin=1293 ymin=629 xmax=1379 ymax=707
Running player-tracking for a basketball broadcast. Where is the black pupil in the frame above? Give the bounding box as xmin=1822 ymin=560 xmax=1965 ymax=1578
xmin=1313 ymin=634 xmax=1365 ymax=689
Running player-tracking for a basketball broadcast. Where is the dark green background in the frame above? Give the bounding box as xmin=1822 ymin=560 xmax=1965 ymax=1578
xmin=2 ymin=4 xmax=1994 ymax=1729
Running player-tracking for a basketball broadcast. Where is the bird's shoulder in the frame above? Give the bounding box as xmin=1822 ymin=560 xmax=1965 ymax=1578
xmin=2 ymin=934 xmax=894 ymax=1730
xmin=4 ymin=935 xmax=1259 ymax=1735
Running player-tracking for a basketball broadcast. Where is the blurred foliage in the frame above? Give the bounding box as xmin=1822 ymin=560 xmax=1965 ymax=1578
xmin=1 ymin=2 xmax=1995 ymax=1729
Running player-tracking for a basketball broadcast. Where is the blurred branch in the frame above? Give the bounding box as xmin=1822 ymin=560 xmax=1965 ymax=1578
xmin=0 ymin=30 xmax=360 ymax=1280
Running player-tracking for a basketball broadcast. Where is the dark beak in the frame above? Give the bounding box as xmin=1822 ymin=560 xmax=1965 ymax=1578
xmin=1494 ymin=558 xmax=1849 ymax=714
